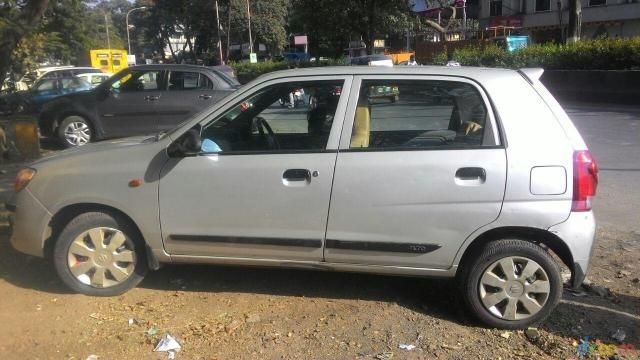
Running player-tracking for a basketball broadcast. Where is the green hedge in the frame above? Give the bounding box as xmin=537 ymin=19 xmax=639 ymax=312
xmin=431 ymin=37 xmax=640 ymax=70
xmin=230 ymin=59 xmax=345 ymax=84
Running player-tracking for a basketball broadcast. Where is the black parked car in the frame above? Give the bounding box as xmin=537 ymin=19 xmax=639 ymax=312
xmin=40 ymin=64 xmax=240 ymax=147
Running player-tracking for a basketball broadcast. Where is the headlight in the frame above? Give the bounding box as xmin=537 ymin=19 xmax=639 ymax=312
xmin=15 ymin=168 xmax=36 ymax=192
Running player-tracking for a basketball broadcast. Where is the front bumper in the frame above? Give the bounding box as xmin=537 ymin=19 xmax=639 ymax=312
xmin=7 ymin=188 xmax=52 ymax=258
xmin=548 ymin=211 xmax=596 ymax=289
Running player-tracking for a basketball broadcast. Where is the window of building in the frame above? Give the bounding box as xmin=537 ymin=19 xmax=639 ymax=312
xmin=588 ymin=0 xmax=606 ymax=6
xmin=490 ymin=0 xmax=503 ymax=16
xmin=536 ymin=0 xmax=551 ymax=11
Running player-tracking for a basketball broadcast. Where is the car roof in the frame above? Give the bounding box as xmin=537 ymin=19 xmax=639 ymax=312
xmin=254 ymin=66 xmax=523 ymax=84
xmin=45 ymin=67 xmax=100 ymax=72
xmin=128 ymin=64 xmax=220 ymax=72
xmin=76 ymin=72 xmax=110 ymax=76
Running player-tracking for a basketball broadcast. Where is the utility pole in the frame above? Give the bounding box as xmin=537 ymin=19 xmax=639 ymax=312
xmin=104 ymin=12 xmax=111 ymax=51
xmin=567 ymin=0 xmax=581 ymax=43
xmin=247 ymin=0 xmax=253 ymax=54
xmin=557 ymin=0 xmax=564 ymax=43
xmin=462 ymin=0 xmax=467 ymax=40
xmin=227 ymin=1 xmax=231 ymax=60
xmin=215 ymin=1 xmax=224 ymax=64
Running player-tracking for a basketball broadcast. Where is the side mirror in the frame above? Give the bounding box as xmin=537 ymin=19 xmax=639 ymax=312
xmin=167 ymin=128 xmax=202 ymax=157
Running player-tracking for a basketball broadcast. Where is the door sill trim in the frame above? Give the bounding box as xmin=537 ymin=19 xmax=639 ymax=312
xmin=167 ymin=254 xmax=457 ymax=278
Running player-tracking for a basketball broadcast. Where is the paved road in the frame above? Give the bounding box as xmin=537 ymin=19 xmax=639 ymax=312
xmin=565 ymin=102 xmax=640 ymax=233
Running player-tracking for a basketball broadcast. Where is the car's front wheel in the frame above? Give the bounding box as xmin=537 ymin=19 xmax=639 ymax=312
xmin=53 ymin=211 xmax=148 ymax=296
xmin=58 ymin=115 xmax=92 ymax=148
xmin=461 ymin=239 xmax=562 ymax=329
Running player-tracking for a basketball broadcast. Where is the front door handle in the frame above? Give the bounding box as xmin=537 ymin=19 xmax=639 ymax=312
xmin=283 ymin=169 xmax=311 ymax=182
xmin=145 ymin=95 xmax=160 ymax=101
xmin=199 ymin=94 xmax=213 ymax=100
xmin=455 ymin=167 xmax=486 ymax=183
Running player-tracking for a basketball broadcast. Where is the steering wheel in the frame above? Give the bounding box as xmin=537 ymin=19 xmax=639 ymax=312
xmin=254 ymin=117 xmax=280 ymax=150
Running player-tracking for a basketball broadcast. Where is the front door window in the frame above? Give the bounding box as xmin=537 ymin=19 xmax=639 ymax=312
xmin=200 ymin=80 xmax=344 ymax=153
xmin=110 ymin=70 xmax=162 ymax=92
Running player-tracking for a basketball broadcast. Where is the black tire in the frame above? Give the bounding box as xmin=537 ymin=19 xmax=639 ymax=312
xmin=53 ymin=211 xmax=148 ymax=296
xmin=57 ymin=115 xmax=92 ymax=148
xmin=460 ymin=239 xmax=562 ymax=329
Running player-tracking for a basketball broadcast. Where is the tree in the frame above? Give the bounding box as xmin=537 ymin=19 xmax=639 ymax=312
xmin=567 ymin=0 xmax=581 ymax=43
xmin=1 ymin=0 xmax=130 ymax=85
xmin=0 ymin=0 xmax=51 ymax=85
xmin=421 ymin=0 xmax=459 ymax=41
xmin=141 ymin=0 xmax=288 ymax=62
xmin=289 ymin=0 xmax=412 ymax=57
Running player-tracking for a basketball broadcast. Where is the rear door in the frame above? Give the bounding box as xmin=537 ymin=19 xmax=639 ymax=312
xmin=325 ymin=76 xmax=507 ymax=269
xmin=157 ymin=70 xmax=234 ymax=132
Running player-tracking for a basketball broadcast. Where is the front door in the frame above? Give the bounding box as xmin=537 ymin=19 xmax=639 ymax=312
xmin=159 ymin=77 xmax=351 ymax=261
xmin=325 ymin=76 xmax=507 ymax=269
xmin=96 ymin=68 xmax=164 ymax=138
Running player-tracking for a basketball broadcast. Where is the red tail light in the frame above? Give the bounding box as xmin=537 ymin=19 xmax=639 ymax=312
xmin=572 ymin=150 xmax=598 ymax=212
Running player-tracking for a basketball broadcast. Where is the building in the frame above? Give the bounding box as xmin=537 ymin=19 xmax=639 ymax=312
xmin=479 ymin=0 xmax=640 ymax=42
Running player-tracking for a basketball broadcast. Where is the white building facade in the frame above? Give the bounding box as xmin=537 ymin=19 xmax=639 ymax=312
xmin=479 ymin=0 xmax=640 ymax=42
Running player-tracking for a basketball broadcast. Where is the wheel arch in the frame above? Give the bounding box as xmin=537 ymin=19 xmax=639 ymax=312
xmin=456 ymin=226 xmax=574 ymax=282
xmin=44 ymin=202 xmax=160 ymax=270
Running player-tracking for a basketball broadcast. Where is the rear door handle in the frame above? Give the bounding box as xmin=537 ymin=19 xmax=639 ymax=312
xmin=145 ymin=95 xmax=160 ymax=101
xmin=199 ymin=94 xmax=212 ymax=100
xmin=455 ymin=167 xmax=486 ymax=182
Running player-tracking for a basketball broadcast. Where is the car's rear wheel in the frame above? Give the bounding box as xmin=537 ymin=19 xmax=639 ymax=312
xmin=58 ymin=115 xmax=92 ymax=148
xmin=53 ymin=211 xmax=147 ymax=296
xmin=461 ymin=239 xmax=562 ymax=329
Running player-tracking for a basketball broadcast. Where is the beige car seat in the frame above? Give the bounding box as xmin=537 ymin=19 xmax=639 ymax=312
xmin=351 ymin=104 xmax=370 ymax=148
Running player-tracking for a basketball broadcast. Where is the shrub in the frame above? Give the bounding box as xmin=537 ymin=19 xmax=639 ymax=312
xmin=430 ymin=37 xmax=640 ymax=70
xmin=230 ymin=58 xmax=346 ymax=84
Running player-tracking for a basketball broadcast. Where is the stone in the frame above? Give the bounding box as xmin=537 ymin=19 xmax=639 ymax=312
xmin=525 ymin=328 xmax=540 ymax=342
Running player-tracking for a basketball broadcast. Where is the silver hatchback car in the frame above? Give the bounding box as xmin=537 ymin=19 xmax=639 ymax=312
xmin=8 ymin=66 xmax=598 ymax=329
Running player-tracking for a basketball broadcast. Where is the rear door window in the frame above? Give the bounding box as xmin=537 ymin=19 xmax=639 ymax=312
xmin=349 ymin=79 xmax=495 ymax=150
xmin=168 ymin=71 xmax=215 ymax=91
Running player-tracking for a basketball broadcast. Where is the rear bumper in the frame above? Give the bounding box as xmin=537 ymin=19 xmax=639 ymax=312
xmin=548 ymin=211 xmax=596 ymax=289
xmin=7 ymin=189 xmax=52 ymax=258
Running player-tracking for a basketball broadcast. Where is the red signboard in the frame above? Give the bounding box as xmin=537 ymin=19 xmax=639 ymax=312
xmin=489 ymin=16 xmax=522 ymax=27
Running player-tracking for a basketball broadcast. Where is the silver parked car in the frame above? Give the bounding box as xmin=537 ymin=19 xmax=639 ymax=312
xmin=7 ymin=66 xmax=598 ymax=329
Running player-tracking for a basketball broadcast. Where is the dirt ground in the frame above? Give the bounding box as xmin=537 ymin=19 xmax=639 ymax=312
xmin=0 ymin=163 xmax=638 ymax=360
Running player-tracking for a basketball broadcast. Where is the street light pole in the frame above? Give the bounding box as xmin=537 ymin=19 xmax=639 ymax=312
xmin=126 ymin=6 xmax=148 ymax=55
